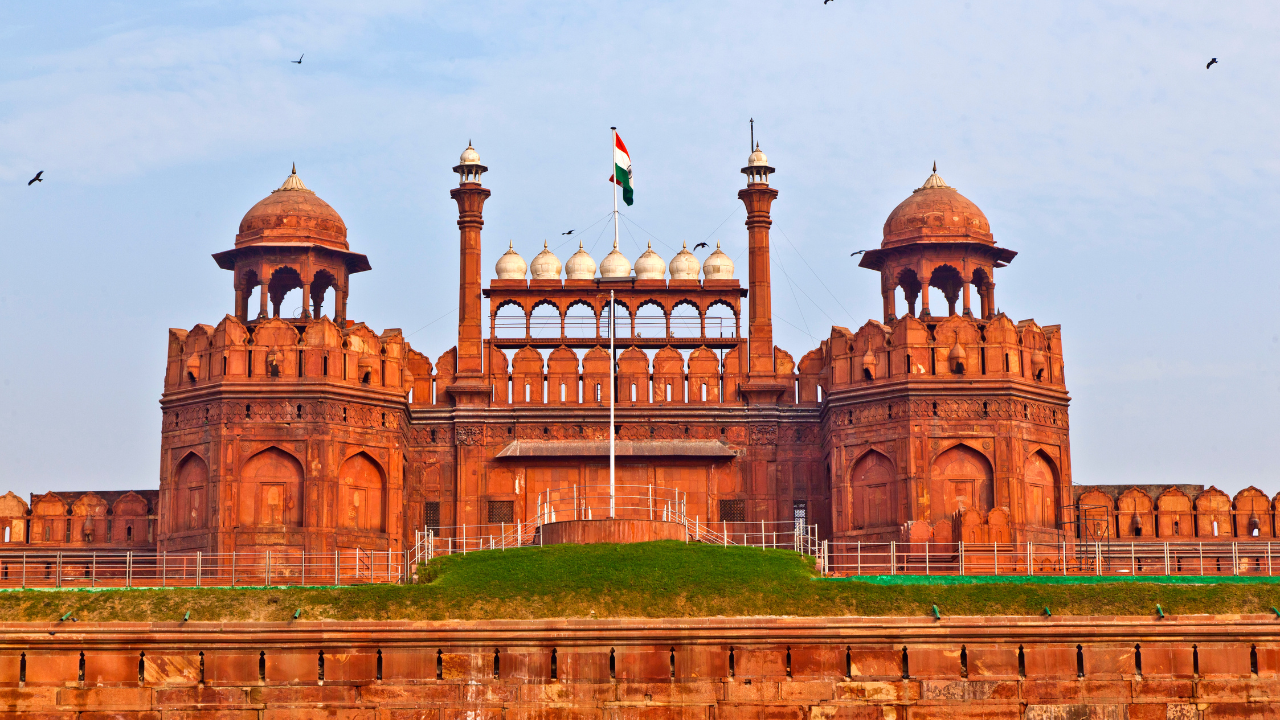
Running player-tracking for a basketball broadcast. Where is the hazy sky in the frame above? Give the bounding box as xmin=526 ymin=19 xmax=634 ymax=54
xmin=1 ymin=2 xmax=1277 ymax=497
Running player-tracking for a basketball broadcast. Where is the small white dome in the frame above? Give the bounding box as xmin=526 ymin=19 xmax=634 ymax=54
xmin=747 ymin=144 xmax=769 ymax=167
xmin=565 ymin=242 xmax=597 ymax=280
xmin=529 ymin=241 xmax=562 ymax=280
xmin=702 ymin=241 xmax=735 ymax=279
xmin=599 ymin=242 xmax=632 ymax=278
xmin=495 ymin=241 xmax=527 ymax=280
xmin=669 ymin=241 xmax=700 ymax=280
xmin=460 ymin=143 xmax=481 ymax=165
xmin=634 ymin=242 xmax=666 ymax=280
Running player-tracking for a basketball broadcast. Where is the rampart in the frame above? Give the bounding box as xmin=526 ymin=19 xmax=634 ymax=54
xmin=3 ymin=614 xmax=1279 ymax=718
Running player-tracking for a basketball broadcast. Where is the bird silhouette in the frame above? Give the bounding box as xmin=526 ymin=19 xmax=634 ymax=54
xmin=27 ymin=171 xmax=43 ymax=186
xmin=292 ymin=54 xmax=304 ymax=64
xmin=824 ymin=0 xmax=833 ymax=4
xmin=1206 ymin=58 xmax=1218 ymax=69
xmin=850 ymin=250 xmax=867 ymax=257
xmin=561 ymin=229 xmax=574 ymax=235
xmin=693 ymin=242 xmax=709 ymax=251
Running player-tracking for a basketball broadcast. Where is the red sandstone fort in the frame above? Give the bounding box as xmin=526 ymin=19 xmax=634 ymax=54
xmin=0 ymin=144 xmax=1271 ymax=558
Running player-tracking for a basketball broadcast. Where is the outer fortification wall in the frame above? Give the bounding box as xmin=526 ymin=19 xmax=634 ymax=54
xmin=2 ymin=614 xmax=1279 ymax=718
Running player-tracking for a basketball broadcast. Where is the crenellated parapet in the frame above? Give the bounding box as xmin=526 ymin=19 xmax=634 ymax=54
xmin=1074 ymin=484 xmax=1280 ymax=540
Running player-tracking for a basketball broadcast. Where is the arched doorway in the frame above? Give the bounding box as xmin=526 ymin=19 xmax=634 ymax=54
xmin=239 ymin=448 xmax=303 ymax=527
xmin=849 ymin=451 xmax=897 ymax=530
xmin=930 ymin=444 xmax=994 ymax=520
xmin=175 ymin=453 xmax=209 ymax=532
xmin=338 ymin=452 xmax=386 ymax=532
xmin=1025 ymin=452 xmax=1058 ymax=528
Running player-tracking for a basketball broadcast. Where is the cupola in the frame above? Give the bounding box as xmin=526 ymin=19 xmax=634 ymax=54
xmin=599 ymin=241 xmax=632 ymax=278
xmin=741 ymin=143 xmax=775 ymax=185
xmin=634 ymin=242 xmax=666 ymax=280
xmin=236 ymin=165 xmax=348 ymax=249
xmin=565 ymin=242 xmax=597 ymax=280
xmin=669 ymin=242 xmax=700 ymax=280
xmin=453 ymin=141 xmax=487 ymax=185
xmin=495 ymin=241 xmax=528 ymax=280
xmin=529 ymin=241 xmax=562 ymax=280
xmin=702 ymin=241 xmax=735 ymax=279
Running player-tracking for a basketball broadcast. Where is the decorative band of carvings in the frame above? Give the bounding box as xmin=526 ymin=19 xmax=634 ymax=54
xmin=163 ymin=400 xmax=401 ymax=432
xmin=831 ymin=398 xmax=1068 ymax=429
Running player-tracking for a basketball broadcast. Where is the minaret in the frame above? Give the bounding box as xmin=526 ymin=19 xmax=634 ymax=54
xmin=737 ymin=140 xmax=787 ymax=404
xmin=449 ymin=142 xmax=491 ymax=404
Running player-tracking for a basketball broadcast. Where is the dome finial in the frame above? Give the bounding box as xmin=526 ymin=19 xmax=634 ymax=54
xmin=932 ymin=160 xmax=936 ymax=173
xmin=292 ymin=162 xmax=296 ymax=175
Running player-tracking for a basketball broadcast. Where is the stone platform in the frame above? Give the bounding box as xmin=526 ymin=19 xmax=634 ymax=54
xmin=539 ymin=518 xmax=688 ymax=545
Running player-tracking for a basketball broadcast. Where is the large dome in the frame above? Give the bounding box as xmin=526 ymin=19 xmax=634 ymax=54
xmin=881 ymin=168 xmax=991 ymax=248
xmin=236 ymin=166 xmax=348 ymax=249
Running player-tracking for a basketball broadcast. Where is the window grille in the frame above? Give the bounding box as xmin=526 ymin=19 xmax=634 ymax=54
xmin=423 ymin=502 xmax=440 ymax=531
xmin=793 ymin=500 xmax=807 ymax=526
xmin=488 ymin=500 xmax=515 ymax=524
xmin=719 ymin=499 xmax=746 ymax=523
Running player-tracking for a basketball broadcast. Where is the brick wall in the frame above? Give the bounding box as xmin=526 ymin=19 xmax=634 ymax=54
xmin=2 ymin=615 xmax=1278 ymax=717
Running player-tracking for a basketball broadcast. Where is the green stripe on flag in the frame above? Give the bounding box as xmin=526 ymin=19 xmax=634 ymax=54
xmin=615 ymin=163 xmax=634 ymax=206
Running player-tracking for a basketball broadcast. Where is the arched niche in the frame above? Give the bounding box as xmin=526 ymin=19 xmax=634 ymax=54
xmin=338 ymin=452 xmax=386 ymax=532
xmin=1024 ymin=451 xmax=1058 ymax=529
xmin=239 ymin=447 xmax=303 ymax=528
xmin=848 ymin=451 xmax=897 ymax=530
xmin=930 ymin=444 xmax=994 ymax=521
xmin=174 ymin=453 xmax=210 ymax=533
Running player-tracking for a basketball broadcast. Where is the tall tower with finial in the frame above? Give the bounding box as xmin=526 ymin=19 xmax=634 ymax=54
xmin=449 ymin=142 xmax=492 ymax=406
xmin=737 ymin=124 xmax=787 ymax=405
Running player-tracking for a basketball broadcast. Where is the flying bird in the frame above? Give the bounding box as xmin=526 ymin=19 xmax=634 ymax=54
xmin=1206 ymin=58 xmax=1217 ymax=69
xmin=561 ymin=229 xmax=574 ymax=235
xmin=27 ymin=171 xmax=43 ymax=186
xmin=824 ymin=0 xmax=833 ymax=4
xmin=292 ymin=54 xmax=304 ymax=64
xmin=850 ymin=250 xmax=867 ymax=257
xmin=693 ymin=242 xmax=709 ymax=251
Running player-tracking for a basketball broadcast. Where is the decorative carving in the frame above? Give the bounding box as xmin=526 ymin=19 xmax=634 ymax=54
xmin=455 ymin=425 xmax=483 ymax=446
xmin=749 ymin=424 xmax=778 ymax=446
xmin=831 ymin=397 xmax=1067 ymax=429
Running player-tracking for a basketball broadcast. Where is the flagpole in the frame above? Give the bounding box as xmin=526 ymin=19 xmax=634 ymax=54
xmin=609 ymin=126 xmax=618 ymax=519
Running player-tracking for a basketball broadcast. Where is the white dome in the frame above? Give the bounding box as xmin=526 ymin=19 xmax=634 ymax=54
xmin=495 ymin=241 xmax=527 ymax=280
xmin=599 ymin=242 xmax=632 ymax=278
xmin=702 ymin=241 xmax=735 ymax=280
xmin=460 ymin=143 xmax=481 ymax=165
xmin=669 ymin=241 xmax=700 ymax=280
xmin=529 ymin=241 xmax=562 ymax=280
xmin=565 ymin=242 xmax=597 ymax=280
xmin=747 ymin=144 xmax=769 ymax=167
xmin=634 ymin=242 xmax=666 ymax=280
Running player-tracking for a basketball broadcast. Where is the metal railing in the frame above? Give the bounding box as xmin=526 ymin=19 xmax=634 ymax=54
xmin=821 ymin=540 xmax=1280 ymax=577
xmin=0 ymin=548 xmax=405 ymax=589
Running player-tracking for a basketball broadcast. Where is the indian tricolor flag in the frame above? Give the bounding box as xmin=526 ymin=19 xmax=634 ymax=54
xmin=611 ymin=130 xmax=634 ymax=206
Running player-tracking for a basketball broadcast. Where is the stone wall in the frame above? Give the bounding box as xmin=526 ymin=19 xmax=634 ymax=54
xmin=3 ymin=615 xmax=1279 ymax=718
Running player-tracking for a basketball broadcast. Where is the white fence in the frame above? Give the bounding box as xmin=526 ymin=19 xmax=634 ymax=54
xmin=820 ymin=540 xmax=1280 ymax=577
xmin=0 ymin=548 xmax=405 ymax=589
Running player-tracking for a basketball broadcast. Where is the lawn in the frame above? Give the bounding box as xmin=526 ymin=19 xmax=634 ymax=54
xmin=0 ymin=541 xmax=1276 ymax=622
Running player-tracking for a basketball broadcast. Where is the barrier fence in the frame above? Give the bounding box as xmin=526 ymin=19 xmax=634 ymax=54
xmin=0 ymin=548 xmax=405 ymax=589
xmin=820 ymin=540 xmax=1280 ymax=577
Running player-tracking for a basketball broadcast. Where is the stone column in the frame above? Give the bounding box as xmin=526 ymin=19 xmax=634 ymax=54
xmin=258 ymin=280 xmax=269 ymax=320
xmin=301 ymin=282 xmax=312 ymax=319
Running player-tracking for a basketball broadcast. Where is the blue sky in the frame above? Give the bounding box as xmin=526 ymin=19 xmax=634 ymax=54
xmin=1 ymin=2 xmax=1277 ymax=496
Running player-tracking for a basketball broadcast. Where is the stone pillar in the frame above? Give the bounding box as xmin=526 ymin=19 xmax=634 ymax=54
xmin=963 ymin=282 xmax=972 ymax=317
xmin=740 ymin=181 xmax=780 ymax=378
xmin=301 ymin=282 xmax=312 ymax=319
xmin=920 ymin=281 xmax=931 ymax=317
xmin=258 ymin=280 xmax=269 ymax=320
xmin=450 ymin=184 xmax=490 ymax=378
xmin=335 ymin=286 xmax=346 ymax=324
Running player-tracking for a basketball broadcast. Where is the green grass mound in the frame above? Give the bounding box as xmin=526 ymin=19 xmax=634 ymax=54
xmin=0 ymin=541 xmax=1277 ymax=622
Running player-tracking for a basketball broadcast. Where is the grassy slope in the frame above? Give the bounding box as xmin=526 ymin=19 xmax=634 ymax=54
xmin=0 ymin=541 xmax=1276 ymax=622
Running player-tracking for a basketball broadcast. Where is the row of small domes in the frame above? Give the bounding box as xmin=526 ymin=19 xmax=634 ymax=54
xmin=496 ymin=241 xmax=735 ymax=281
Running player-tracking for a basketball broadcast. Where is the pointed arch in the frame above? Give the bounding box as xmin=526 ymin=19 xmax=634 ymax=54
xmin=1024 ymin=451 xmax=1058 ymax=529
xmin=239 ymin=447 xmax=303 ymax=528
xmin=174 ymin=452 xmax=210 ymax=533
xmin=930 ymin=444 xmax=994 ymax=520
xmin=848 ymin=450 xmax=897 ymax=530
xmin=339 ymin=452 xmax=386 ymax=532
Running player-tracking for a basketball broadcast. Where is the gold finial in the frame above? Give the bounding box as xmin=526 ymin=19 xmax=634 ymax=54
xmin=292 ymin=162 xmax=296 ymax=174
